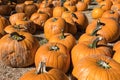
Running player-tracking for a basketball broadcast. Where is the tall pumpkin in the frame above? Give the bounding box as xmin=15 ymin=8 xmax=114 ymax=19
xmin=35 ymin=42 xmax=70 ymax=73
xmin=0 ymin=32 xmax=39 ymax=67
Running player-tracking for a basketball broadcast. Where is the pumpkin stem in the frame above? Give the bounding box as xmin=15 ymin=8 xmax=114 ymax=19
xmin=97 ymin=60 xmax=111 ymax=69
xmin=71 ymin=13 xmax=78 ymax=19
xmin=14 ymin=25 xmax=27 ymax=30
xmin=110 ymin=10 xmax=115 ymax=14
xmin=60 ymin=0 xmax=66 ymax=6
xmin=36 ymin=61 xmax=47 ymax=74
xmin=50 ymin=45 xmax=59 ymax=51
xmin=10 ymin=32 xmax=25 ymax=41
xmin=89 ymin=36 xmax=103 ymax=48
xmin=39 ymin=38 xmax=48 ymax=45
xmin=52 ymin=18 xmax=58 ymax=22
xmin=91 ymin=19 xmax=104 ymax=36
xmin=60 ymin=29 xmax=65 ymax=39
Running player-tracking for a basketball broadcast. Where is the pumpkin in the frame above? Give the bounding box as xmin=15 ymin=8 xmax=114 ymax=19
xmin=86 ymin=18 xmax=120 ymax=42
xmin=0 ymin=32 xmax=39 ymax=67
xmin=44 ymin=17 xmax=68 ymax=40
xmin=63 ymin=0 xmax=77 ymax=12
xmin=0 ymin=4 xmax=12 ymax=16
xmin=72 ymin=11 xmax=88 ymax=31
xmin=72 ymin=55 xmax=120 ymax=80
xmin=15 ymin=18 xmax=36 ymax=34
xmin=9 ymin=13 xmax=28 ymax=25
xmin=15 ymin=1 xmax=38 ymax=18
xmin=98 ymin=0 xmax=113 ymax=11
xmin=61 ymin=11 xmax=77 ymax=34
xmin=49 ymin=30 xmax=76 ymax=52
xmin=113 ymin=49 xmax=120 ymax=63
xmin=101 ymin=10 xmax=120 ymax=22
xmin=30 ymin=11 xmax=49 ymax=29
xmin=0 ymin=15 xmax=10 ymax=36
xmin=71 ymin=36 xmax=113 ymax=66
xmin=19 ymin=61 xmax=69 ymax=80
xmin=91 ymin=7 xmax=104 ymax=19
xmin=75 ymin=1 xmax=88 ymax=11
xmin=35 ymin=42 xmax=70 ymax=73
xmin=113 ymin=40 xmax=120 ymax=51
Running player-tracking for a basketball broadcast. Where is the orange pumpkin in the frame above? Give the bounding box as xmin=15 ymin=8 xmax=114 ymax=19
xmin=71 ymin=37 xmax=113 ymax=66
xmin=30 ymin=11 xmax=49 ymax=29
xmin=76 ymin=1 xmax=88 ymax=11
xmin=44 ymin=17 xmax=68 ymax=40
xmin=35 ymin=42 xmax=70 ymax=73
xmin=86 ymin=18 xmax=120 ymax=42
xmin=72 ymin=55 xmax=120 ymax=80
xmin=19 ymin=61 xmax=69 ymax=80
xmin=9 ymin=13 xmax=28 ymax=25
xmin=61 ymin=11 xmax=77 ymax=34
xmin=0 ymin=32 xmax=39 ymax=67
xmin=49 ymin=31 xmax=76 ymax=52
xmin=101 ymin=10 xmax=120 ymax=22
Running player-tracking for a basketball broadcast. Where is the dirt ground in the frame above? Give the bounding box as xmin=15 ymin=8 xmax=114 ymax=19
xmin=0 ymin=3 xmax=96 ymax=80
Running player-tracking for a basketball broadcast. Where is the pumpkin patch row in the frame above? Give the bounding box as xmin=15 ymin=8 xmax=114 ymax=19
xmin=0 ymin=0 xmax=120 ymax=80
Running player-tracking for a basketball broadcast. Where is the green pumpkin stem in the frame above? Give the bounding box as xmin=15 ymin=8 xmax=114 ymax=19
xmin=50 ymin=45 xmax=59 ymax=51
xmin=71 ymin=13 xmax=78 ymax=19
xmin=60 ymin=0 xmax=66 ymax=6
xmin=97 ymin=60 xmax=111 ymax=69
xmin=91 ymin=19 xmax=104 ymax=36
xmin=52 ymin=18 xmax=58 ymax=22
xmin=36 ymin=61 xmax=47 ymax=74
xmin=89 ymin=37 xmax=103 ymax=48
xmin=60 ymin=29 xmax=65 ymax=39
xmin=10 ymin=32 xmax=25 ymax=41
xmin=39 ymin=38 xmax=48 ymax=45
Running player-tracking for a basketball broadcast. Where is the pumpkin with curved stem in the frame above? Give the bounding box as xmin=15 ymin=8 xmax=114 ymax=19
xmin=0 ymin=32 xmax=39 ymax=67
xmin=62 ymin=11 xmax=77 ymax=35
xmin=72 ymin=55 xmax=120 ymax=80
xmin=44 ymin=17 xmax=68 ymax=40
xmin=35 ymin=42 xmax=70 ymax=73
xmin=30 ymin=11 xmax=49 ymax=29
xmin=71 ymin=36 xmax=113 ymax=66
xmin=49 ymin=30 xmax=76 ymax=52
xmin=19 ymin=61 xmax=69 ymax=80
xmin=86 ymin=18 xmax=120 ymax=42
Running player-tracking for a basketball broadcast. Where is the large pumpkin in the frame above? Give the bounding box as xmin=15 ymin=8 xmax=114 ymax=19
xmin=85 ymin=18 xmax=120 ymax=42
xmin=0 ymin=32 xmax=39 ymax=67
xmin=71 ymin=37 xmax=113 ymax=66
xmin=35 ymin=42 xmax=70 ymax=73
xmin=44 ymin=17 xmax=68 ymax=40
xmin=72 ymin=55 xmax=120 ymax=80
xmin=19 ymin=61 xmax=69 ymax=80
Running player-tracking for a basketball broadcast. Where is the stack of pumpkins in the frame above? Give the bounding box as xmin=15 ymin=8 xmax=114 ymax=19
xmin=0 ymin=0 xmax=120 ymax=80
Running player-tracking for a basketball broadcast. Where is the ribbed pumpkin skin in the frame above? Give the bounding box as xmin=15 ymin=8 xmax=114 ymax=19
xmin=85 ymin=18 xmax=120 ymax=42
xmin=49 ymin=33 xmax=76 ymax=52
xmin=72 ymin=55 xmax=120 ymax=80
xmin=71 ymin=39 xmax=112 ymax=66
xmin=0 ymin=32 xmax=39 ymax=67
xmin=19 ymin=69 xmax=69 ymax=80
xmin=35 ymin=42 xmax=70 ymax=73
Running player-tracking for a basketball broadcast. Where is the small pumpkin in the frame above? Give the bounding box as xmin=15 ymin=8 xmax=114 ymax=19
xmin=19 ymin=61 xmax=69 ymax=80
xmin=9 ymin=13 xmax=28 ymax=25
xmin=72 ymin=55 xmax=120 ymax=80
xmin=75 ymin=1 xmax=88 ymax=11
xmin=71 ymin=36 xmax=113 ymax=66
xmin=49 ymin=30 xmax=76 ymax=52
xmin=35 ymin=42 xmax=70 ymax=73
xmin=30 ymin=11 xmax=49 ymax=29
xmin=0 ymin=32 xmax=39 ymax=67
xmin=44 ymin=17 xmax=68 ymax=40
xmin=15 ymin=1 xmax=38 ymax=18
